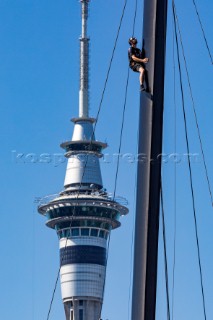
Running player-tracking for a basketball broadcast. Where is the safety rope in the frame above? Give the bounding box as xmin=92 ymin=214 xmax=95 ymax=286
xmin=173 ymin=2 xmax=207 ymax=319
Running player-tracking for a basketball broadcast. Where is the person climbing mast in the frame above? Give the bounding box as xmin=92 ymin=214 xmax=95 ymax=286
xmin=128 ymin=37 xmax=149 ymax=91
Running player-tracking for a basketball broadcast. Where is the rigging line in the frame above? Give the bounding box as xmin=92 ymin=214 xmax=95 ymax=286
xmin=46 ymin=269 xmax=60 ymax=320
xmin=46 ymin=228 xmax=72 ymax=320
xmin=172 ymin=3 xmax=207 ymax=319
xmin=126 ymin=3 xmax=139 ymax=315
xmin=99 ymin=0 xmax=138 ymax=317
xmin=171 ymin=17 xmax=177 ymax=320
xmin=113 ymin=69 xmax=130 ymax=199
xmin=127 ymin=171 xmax=138 ymax=320
xmin=46 ymin=231 xmax=72 ymax=320
xmin=191 ymin=0 xmax=213 ymax=65
xmin=173 ymin=2 xmax=213 ymax=208
xmin=46 ymin=220 xmax=75 ymax=320
xmin=128 ymin=107 xmax=140 ymax=320
xmin=160 ymin=181 xmax=171 ymax=320
xmin=92 ymin=0 xmax=128 ymax=135
xmin=32 ymin=203 xmax=36 ymax=320
xmin=45 ymin=2 xmax=129 ymax=318
xmin=132 ymin=0 xmax=138 ymax=37
xmin=99 ymin=66 xmax=131 ymax=320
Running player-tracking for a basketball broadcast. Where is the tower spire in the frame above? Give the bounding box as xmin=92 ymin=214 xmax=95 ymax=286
xmin=79 ymin=0 xmax=90 ymax=118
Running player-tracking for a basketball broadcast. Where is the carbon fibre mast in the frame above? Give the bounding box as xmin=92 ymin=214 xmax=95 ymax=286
xmin=131 ymin=0 xmax=168 ymax=319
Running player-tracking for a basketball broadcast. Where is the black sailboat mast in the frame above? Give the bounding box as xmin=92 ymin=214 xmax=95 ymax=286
xmin=131 ymin=0 xmax=168 ymax=319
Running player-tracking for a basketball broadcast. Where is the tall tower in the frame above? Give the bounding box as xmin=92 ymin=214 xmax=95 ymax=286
xmin=38 ymin=1 xmax=128 ymax=319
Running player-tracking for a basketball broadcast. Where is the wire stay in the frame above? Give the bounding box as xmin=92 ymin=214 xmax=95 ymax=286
xmin=171 ymin=17 xmax=177 ymax=320
xmin=174 ymin=2 xmax=213 ymax=207
xmin=160 ymin=181 xmax=171 ymax=320
xmin=192 ymin=0 xmax=213 ymax=65
xmin=173 ymin=2 xmax=207 ymax=319
xmin=99 ymin=0 xmax=139 ymax=317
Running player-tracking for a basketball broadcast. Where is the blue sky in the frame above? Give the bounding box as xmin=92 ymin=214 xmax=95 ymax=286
xmin=0 ymin=0 xmax=212 ymax=319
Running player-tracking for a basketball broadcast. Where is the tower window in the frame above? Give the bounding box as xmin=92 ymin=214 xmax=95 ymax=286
xmin=79 ymin=300 xmax=83 ymax=306
xmin=91 ymin=229 xmax=98 ymax=237
xmin=72 ymin=228 xmax=80 ymax=236
xmin=99 ymin=230 xmax=105 ymax=238
xmin=81 ymin=228 xmax=89 ymax=236
xmin=79 ymin=309 xmax=83 ymax=320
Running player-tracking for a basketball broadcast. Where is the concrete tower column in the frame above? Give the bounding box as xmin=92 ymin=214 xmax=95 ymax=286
xmin=38 ymin=1 xmax=129 ymax=319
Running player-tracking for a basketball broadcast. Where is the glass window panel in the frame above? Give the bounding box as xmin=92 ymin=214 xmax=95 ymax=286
xmin=91 ymin=229 xmax=98 ymax=237
xmin=81 ymin=228 xmax=89 ymax=236
xmin=72 ymin=228 xmax=79 ymax=236
xmin=99 ymin=230 xmax=104 ymax=238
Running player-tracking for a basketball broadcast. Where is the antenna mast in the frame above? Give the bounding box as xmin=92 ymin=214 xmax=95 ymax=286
xmin=79 ymin=0 xmax=90 ymax=118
